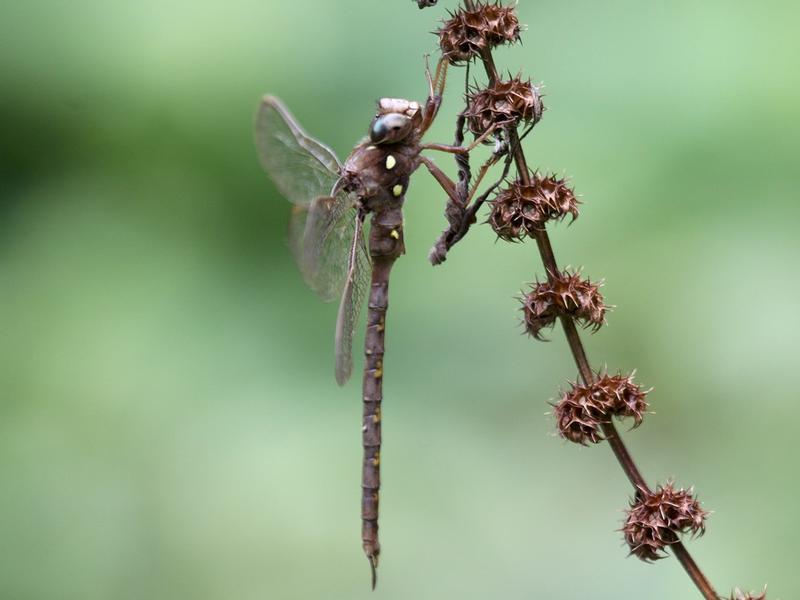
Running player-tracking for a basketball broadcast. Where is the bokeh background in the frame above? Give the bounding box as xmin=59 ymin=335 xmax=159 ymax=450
xmin=1 ymin=1 xmax=797 ymax=598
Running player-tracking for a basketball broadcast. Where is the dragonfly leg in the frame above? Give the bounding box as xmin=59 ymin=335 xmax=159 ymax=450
xmin=419 ymin=156 xmax=460 ymax=204
xmin=419 ymin=57 xmax=449 ymax=135
xmin=428 ymin=150 xmax=513 ymax=266
xmin=420 ymin=123 xmax=498 ymax=155
xmin=462 ymin=152 xmax=514 ymax=225
xmin=466 ymin=152 xmax=503 ymax=204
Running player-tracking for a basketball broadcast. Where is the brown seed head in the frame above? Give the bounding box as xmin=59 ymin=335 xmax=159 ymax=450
xmin=553 ymin=373 xmax=649 ymax=445
xmin=464 ymin=76 xmax=543 ymax=138
xmin=729 ymin=589 xmax=767 ymax=600
xmin=623 ymin=482 xmax=708 ymax=562
xmin=521 ymin=271 xmax=607 ymax=339
xmin=489 ymin=173 xmax=580 ymax=241
xmin=437 ymin=2 xmax=520 ymax=64
xmin=553 ymin=382 xmax=607 ymax=445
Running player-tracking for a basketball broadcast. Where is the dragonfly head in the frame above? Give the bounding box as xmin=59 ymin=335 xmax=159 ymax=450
xmin=369 ymin=98 xmax=422 ymax=144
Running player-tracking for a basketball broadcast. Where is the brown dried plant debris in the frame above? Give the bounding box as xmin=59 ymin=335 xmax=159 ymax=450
xmin=623 ymin=482 xmax=708 ymax=562
xmin=437 ymin=1 xmax=520 ymax=64
xmin=553 ymin=373 xmax=649 ymax=445
xmin=464 ymin=75 xmax=543 ymax=138
xmin=520 ymin=270 xmax=607 ymax=339
xmin=488 ymin=173 xmax=579 ymax=241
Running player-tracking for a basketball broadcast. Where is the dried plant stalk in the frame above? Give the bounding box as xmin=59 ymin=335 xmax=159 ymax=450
xmin=421 ymin=0 xmax=765 ymax=597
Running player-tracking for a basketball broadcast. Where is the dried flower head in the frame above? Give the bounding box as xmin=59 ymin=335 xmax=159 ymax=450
xmin=553 ymin=382 xmax=606 ymax=445
xmin=489 ymin=173 xmax=579 ymax=241
xmin=623 ymin=482 xmax=708 ymax=562
xmin=729 ymin=589 xmax=767 ymax=600
xmin=464 ymin=76 xmax=543 ymax=138
xmin=553 ymin=373 xmax=649 ymax=445
xmin=521 ymin=271 xmax=607 ymax=339
xmin=437 ymin=2 xmax=520 ymax=63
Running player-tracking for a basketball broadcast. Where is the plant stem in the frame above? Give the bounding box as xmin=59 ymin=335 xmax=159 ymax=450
xmin=673 ymin=543 xmax=720 ymax=600
xmin=465 ymin=3 xmax=720 ymax=597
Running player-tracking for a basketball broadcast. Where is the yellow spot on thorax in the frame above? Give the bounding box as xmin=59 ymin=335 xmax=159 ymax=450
xmin=390 ymin=229 xmax=399 ymax=240
xmin=385 ymin=155 xmax=397 ymax=170
xmin=392 ymin=184 xmax=403 ymax=197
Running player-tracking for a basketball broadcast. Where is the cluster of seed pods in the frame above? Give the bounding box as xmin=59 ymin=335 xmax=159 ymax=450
xmin=426 ymin=2 xmax=764 ymax=598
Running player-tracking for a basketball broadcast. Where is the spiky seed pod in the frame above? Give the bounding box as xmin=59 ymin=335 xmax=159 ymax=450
xmin=437 ymin=2 xmax=520 ymax=64
xmin=623 ymin=482 xmax=708 ymax=562
xmin=489 ymin=173 xmax=580 ymax=241
xmin=520 ymin=271 xmax=607 ymax=339
xmin=595 ymin=373 xmax=649 ymax=425
xmin=464 ymin=76 xmax=543 ymax=138
xmin=553 ymin=373 xmax=649 ymax=445
xmin=729 ymin=589 xmax=767 ymax=600
xmin=534 ymin=173 xmax=580 ymax=220
xmin=553 ymin=382 xmax=607 ymax=445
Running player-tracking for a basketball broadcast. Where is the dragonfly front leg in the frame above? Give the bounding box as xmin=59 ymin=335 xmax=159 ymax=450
xmin=419 ymin=56 xmax=449 ymax=136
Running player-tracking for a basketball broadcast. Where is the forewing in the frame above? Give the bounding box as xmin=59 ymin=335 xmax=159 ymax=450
xmin=256 ymin=95 xmax=359 ymax=301
xmin=255 ymin=95 xmax=340 ymax=206
xmin=334 ymin=214 xmax=370 ymax=386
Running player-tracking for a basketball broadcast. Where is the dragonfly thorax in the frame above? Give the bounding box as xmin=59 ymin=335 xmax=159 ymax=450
xmin=340 ymin=141 xmax=418 ymax=211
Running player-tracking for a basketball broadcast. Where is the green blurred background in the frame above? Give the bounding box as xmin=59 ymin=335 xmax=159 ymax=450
xmin=1 ymin=1 xmax=797 ymax=598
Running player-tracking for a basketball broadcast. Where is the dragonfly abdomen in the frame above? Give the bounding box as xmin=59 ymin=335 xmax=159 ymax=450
xmin=361 ymin=256 xmax=394 ymax=588
xmin=360 ymin=204 xmax=407 ymax=586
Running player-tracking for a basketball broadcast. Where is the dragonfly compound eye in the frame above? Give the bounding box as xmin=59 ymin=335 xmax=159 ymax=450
xmin=369 ymin=113 xmax=413 ymax=144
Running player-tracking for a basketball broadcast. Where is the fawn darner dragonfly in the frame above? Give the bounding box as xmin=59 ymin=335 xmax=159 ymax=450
xmin=255 ymin=60 xmax=494 ymax=587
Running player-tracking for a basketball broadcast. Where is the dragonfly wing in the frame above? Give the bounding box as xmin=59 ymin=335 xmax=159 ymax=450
xmin=287 ymin=204 xmax=310 ymax=271
xmin=257 ymin=95 xmax=359 ymax=302
xmin=295 ymin=194 xmax=364 ymax=302
xmin=255 ymin=95 xmax=341 ymax=206
xmin=257 ymin=95 xmax=370 ymax=384
xmin=334 ymin=213 xmax=370 ymax=386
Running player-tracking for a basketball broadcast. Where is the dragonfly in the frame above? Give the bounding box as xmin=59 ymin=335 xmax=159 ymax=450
xmin=255 ymin=59 xmax=497 ymax=587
